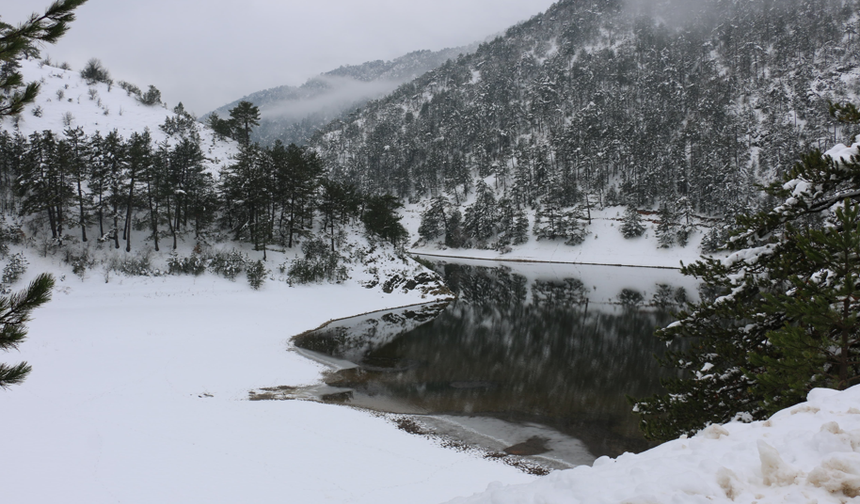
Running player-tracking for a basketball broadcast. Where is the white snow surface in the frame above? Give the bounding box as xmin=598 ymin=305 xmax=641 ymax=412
xmin=825 ymin=141 xmax=860 ymax=165
xmin=449 ymin=386 xmax=860 ymax=504
xmin=6 ymin=58 xmax=239 ymax=174
xmin=1 ymin=254 xmax=533 ymax=504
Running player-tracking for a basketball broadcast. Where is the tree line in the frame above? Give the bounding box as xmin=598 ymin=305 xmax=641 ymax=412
xmin=0 ymin=101 xmax=407 ymax=258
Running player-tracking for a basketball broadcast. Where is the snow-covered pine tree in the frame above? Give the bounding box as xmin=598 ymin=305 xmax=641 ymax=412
xmin=620 ymin=206 xmax=645 ymax=238
xmin=655 ymin=203 xmax=678 ymax=248
xmin=418 ymin=196 xmax=448 ymax=243
xmin=463 ymin=181 xmax=497 ymax=247
xmin=0 ymin=273 xmax=54 ymax=387
xmin=634 ymin=131 xmax=860 ymax=441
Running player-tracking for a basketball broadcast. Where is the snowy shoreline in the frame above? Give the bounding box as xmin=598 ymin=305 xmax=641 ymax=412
xmin=410 ymin=250 xmax=685 ymax=269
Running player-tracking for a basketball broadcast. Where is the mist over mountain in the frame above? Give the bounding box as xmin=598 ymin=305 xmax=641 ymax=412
xmin=308 ymin=0 xmax=860 ymax=251
xmin=208 ymin=45 xmax=477 ymax=146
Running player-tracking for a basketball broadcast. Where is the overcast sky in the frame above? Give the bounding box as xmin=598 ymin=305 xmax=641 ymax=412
xmin=3 ymin=0 xmax=558 ymax=116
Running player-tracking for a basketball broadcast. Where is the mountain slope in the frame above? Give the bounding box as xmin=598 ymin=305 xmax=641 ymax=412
xmin=208 ymin=46 xmax=478 ymax=147
xmin=309 ymin=0 xmax=860 ymax=252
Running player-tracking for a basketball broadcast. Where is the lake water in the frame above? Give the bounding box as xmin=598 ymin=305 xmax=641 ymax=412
xmin=292 ymin=258 xmax=699 ymax=469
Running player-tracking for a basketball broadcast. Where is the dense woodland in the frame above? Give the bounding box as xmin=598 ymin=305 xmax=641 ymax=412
xmin=309 ymin=0 xmax=860 ymax=249
xmin=0 ymin=100 xmax=406 ymax=266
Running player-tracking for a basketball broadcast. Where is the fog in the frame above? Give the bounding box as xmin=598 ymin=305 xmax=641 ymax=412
xmin=260 ymin=76 xmax=404 ymax=121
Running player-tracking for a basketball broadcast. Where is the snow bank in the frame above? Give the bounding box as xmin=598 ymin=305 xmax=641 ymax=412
xmin=446 ymin=386 xmax=860 ymax=504
xmin=824 ymin=141 xmax=860 ymax=165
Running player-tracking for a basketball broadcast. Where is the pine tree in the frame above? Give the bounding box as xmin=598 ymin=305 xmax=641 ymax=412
xmin=0 ymin=273 xmax=53 ymax=387
xmin=620 ymin=206 xmax=645 ymax=238
xmin=228 ymin=101 xmax=261 ymax=147
xmin=318 ymin=179 xmax=358 ymax=252
xmin=633 ymin=134 xmax=860 ymax=441
xmin=123 ymin=130 xmax=153 ymax=252
xmin=418 ymin=196 xmax=448 ymax=242
xmin=0 ymin=0 xmax=88 ymax=117
xmin=361 ymin=194 xmax=408 ymax=245
xmin=752 ymin=201 xmax=860 ymax=410
xmin=63 ymin=126 xmax=90 ymax=242
xmin=463 ymin=181 xmax=498 ymax=246
xmin=655 ymin=203 xmax=678 ymax=248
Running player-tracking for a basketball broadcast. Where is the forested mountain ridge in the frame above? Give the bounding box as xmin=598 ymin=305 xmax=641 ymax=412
xmin=310 ymin=0 xmax=860 ymax=251
xmin=207 ymin=45 xmax=478 ymax=147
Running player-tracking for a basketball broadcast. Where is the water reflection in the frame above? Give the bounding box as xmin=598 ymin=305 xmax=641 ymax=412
xmin=295 ymin=260 xmax=693 ymax=460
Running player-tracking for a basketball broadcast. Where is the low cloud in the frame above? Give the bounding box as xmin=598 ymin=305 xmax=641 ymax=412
xmin=261 ymin=75 xmax=405 ymax=122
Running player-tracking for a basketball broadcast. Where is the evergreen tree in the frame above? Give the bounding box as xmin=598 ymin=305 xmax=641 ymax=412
xmin=80 ymin=58 xmax=110 ymax=85
xmin=122 ymin=130 xmax=153 ymax=252
xmin=418 ymin=196 xmax=448 ymax=242
xmin=655 ymin=203 xmax=678 ymax=248
xmin=206 ymin=112 xmax=233 ymax=140
xmin=634 ymin=134 xmax=860 ymax=441
xmin=0 ymin=0 xmax=87 ymax=117
xmin=445 ymin=208 xmax=466 ymax=248
xmin=752 ymin=201 xmax=860 ymax=407
xmin=620 ymin=206 xmax=645 ymax=238
xmin=318 ymin=178 xmax=359 ymax=252
xmin=273 ymin=143 xmax=322 ymax=248
xmin=63 ymin=126 xmax=90 ymax=242
xmin=362 ymin=194 xmax=408 ymax=245
xmin=97 ymin=130 xmax=128 ymax=248
xmin=463 ymin=181 xmax=498 ymax=246
xmin=0 ymin=273 xmax=53 ymax=387
xmin=17 ymin=130 xmax=73 ymax=243
xmin=228 ymin=101 xmax=260 ymax=147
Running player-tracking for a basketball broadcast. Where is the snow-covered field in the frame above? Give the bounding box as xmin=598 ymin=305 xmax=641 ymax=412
xmin=7 ymin=253 xmax=860 ymax=504
xmin=1 ymin=254 xmax=534 ymax=504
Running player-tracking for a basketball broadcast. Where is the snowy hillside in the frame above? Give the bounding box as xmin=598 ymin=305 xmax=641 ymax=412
xmin=7 ymin=57 xmax=239 ymax=172
xmin=311 ymin=0 xmax=860 ymax=258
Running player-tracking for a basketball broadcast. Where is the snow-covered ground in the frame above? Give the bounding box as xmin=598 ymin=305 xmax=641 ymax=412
xmin=402 ymin=204 xmax=708 ymax=269
xmin=1 ymin=253 xmax=534 ymax=504
xmin=6 ymin=57 xmax=859 ymax=504
xmin=6 ymin=58 xmax=238 ymax=174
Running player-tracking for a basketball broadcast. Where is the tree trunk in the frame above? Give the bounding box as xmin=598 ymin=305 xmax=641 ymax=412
xmin=125 ymin=170 xmax=136 ymax=253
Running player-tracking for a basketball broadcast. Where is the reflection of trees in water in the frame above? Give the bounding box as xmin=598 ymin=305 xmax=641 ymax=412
xmin=532 ymin=278 xmax=589 ymax=307
xmin=365 ymin=298 xmax=674 ymax=443
xmin=356 ymin=264 xmax=676 ymax=454
xmin=438 ymin=263 xmax=527 ymax=307
xmin=299 ymin=262 xmax=685 ymax=456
